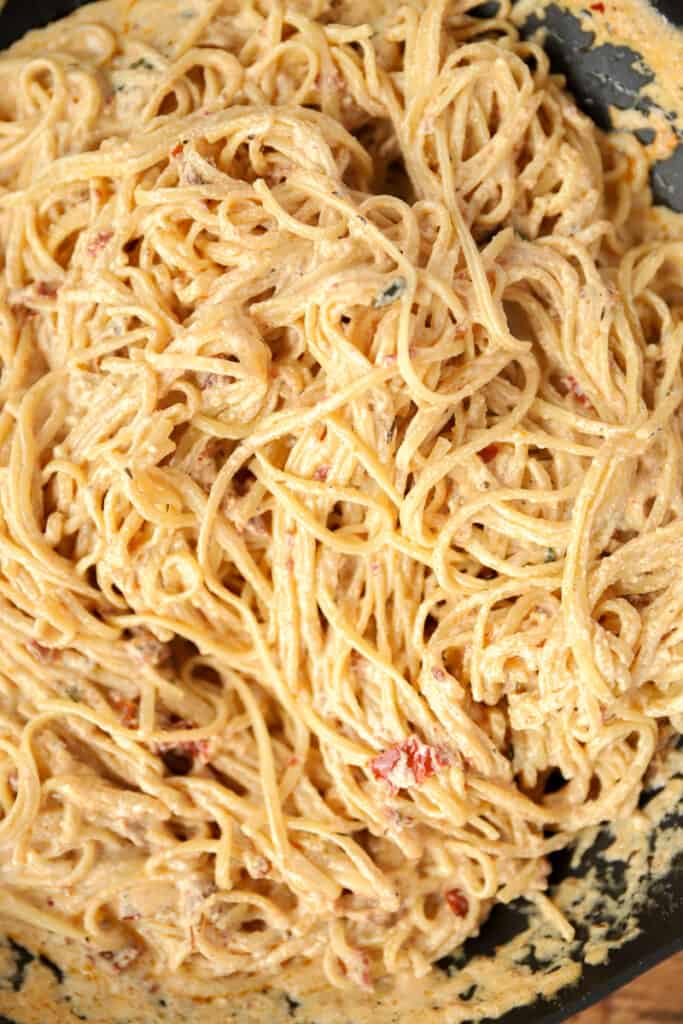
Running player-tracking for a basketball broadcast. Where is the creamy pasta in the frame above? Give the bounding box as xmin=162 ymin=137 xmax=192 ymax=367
xmin=0 ymin=0 xmax=681 ymax=999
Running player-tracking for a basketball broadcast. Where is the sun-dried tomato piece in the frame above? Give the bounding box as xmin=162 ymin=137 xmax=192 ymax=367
xmin=478 ymin=444 xmax=498 ymax=463
xmin=370 ymin=736 xmax=450 ymax=791
xmin=445 ymin=888 xmax=469 ymax=917
xmin=111 ymin=694 xmax=139 ymax=729
xmin=35 ymin=281 xmax=59 ymax=297
xmin=370 ymin=745 xmax=402 ymax=781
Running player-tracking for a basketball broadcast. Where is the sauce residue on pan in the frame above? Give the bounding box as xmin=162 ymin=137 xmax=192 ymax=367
xmin=514 ymin=0 xmax=683 ymax=159
xmin=2 ymin=751 xmax=680 ymax=1024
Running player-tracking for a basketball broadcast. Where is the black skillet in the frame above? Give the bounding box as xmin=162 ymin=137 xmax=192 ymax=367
xmin=0 ymin=1 xmax=681 ymax=1022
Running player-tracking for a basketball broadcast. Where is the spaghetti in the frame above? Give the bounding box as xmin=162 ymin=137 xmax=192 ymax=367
xmin=0 ymin=0 xmax=681 ymax=997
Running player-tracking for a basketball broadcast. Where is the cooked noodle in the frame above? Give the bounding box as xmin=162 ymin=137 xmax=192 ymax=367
xmin=0 ymin=0 xmax=681 ymax=996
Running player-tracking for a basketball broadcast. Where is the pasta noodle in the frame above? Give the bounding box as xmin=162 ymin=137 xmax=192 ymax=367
xmin=0 ymin=0 xmax=681 ymax=997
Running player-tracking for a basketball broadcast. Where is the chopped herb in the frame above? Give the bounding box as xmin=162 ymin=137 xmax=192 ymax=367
xmin=130 ymin=58 xmax=154 ymax=71
xmin=65 ymin=685 xmax=81 ymax=702
xmin=180 ymin=7 xmax=196 ymax=16
xmin=373 ymin=276 xmax=407 ymax=309
xmin=113 ymin=83 xmax=126 ymax=93
xmin=545 ymin=547 xmax=557 ymax=563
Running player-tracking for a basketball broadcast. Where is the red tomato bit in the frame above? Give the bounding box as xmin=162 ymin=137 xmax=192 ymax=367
xmin=478 ymin=443 xmax=499 ymax=463
xmin=36 ymin=281 xmax=58 ymax=297
xmin=111 ymin=694 xmax=139 ymax=729
xmin=370 ymin=736 xmax=450 ymax=791
xmin=445 ymin=888 xmax=469 ymax=917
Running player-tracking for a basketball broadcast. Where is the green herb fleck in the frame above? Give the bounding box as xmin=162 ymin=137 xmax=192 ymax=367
xmin=66 ymin=685 xmax=81 ymax=702
xmin=130 ymin=58 xmax=154 ymax=71
xmin=373 ymin=276 xmax=407 ymax=309
xmin=545 ymin=547 xmax=557 ymax=563
xmin=180 ymin=8 xmax=196 ymax=16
